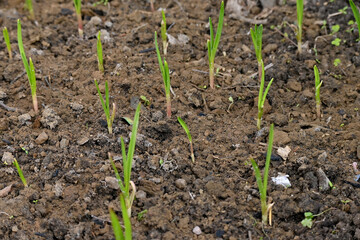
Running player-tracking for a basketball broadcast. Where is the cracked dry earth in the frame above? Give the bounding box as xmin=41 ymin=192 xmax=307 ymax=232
xmin=0 ymin=0 xmax=360 ymax=239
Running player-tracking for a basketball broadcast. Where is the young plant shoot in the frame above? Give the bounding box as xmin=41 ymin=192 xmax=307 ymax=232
xmin=177 ymin=117 xmax=195 ymax=163
xmin=350 ymin=0 xmax=360 ymax=41
xmin=108 ymin=103 xmax=141 ymax=239
xmin=257 ymin=60 xmax=274 ymax=130
xmin=25 ymin=0 xmax=35 ymax=20
xmin=250 ymin=24 xmax=263 ymax=83
xmin=296 ymin=0 xmax=304 ymax=53
xmin=13 ymin=158 xmax=28 ymax=187
xmin=154 ymin=31 xmax=171 ymax=118
xmin=314 ymin=65 xmax=323 ymax=119
xmin=250 ymin=123 xmax=275 ymax=225
xmin=109 ymin=197 xmax=131 ymax=240
xmin=207 ymin=1 xmax=225 ymax=89
xmin=94 ymin=80 xmax=116 ymax=134
xmin=18 ymin=19 xmax=38 ymax=114
xmin=73 ymin=0 xmax=83 ymax=38
xmin=161 ymin=10 xmax=168 ymax=55
xmin=3 ymin=27 xmax=12 ymax=59
xmin=97 ymin=31 xmax=104 ymax=72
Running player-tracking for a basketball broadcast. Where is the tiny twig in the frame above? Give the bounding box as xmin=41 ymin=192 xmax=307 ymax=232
xmin=0 ymin=101 xmax=17 ymax=112
xmin=271 ymin=27 xmax=297 ymax=47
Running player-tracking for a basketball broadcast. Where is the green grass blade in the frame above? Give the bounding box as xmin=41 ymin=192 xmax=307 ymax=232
xmin=262 ymin=123 xmax=274 ymax=197
xmin=164 ymin=60 xmax=170 ymax=96
xmin=109 ymin=208 xmax=125 ymax=240
xmin=13 ymin=158 xmax=28 ymax=187
xmin=161 ymin=10 xmax=167 ymax=42
xmin=258 ymin=60 xmax=265 ymax=108
xmin=209 ymin=17 xmax=214 ymax=51
xmin=350 ymin=0 xmax=360 ymax=40
xmin=109 ymin=153 xmax=126 ymax=194
xmin=124 ymin=103 xmax=141 ymax=194
xmin=261 ymin=78 xmax=274 ymax=106
xmin=211 ymin=1 xmax=225 ymax=58
xmin=94 ymin=80 xmax=110 ymax=122
xmin=154 ymin=32 xmax=165 ymax=76
xmin=250 ymin=24 xmax=263 ymax=62
xmin=17 ymin=19 xmax=30 ymax=77
xmin=314 ymin=65 xmax=320 ymax=100
xmin=105 ymin=81 xmax=110 ymax=116
xmin=25 ymin=0 xmax=34 ymax=20
xmin=296 ymin=0 xmax=303 ymax=42
xmin=177 ymin=117 xmax=192 ymax=142
xmin=73 ymin=0 xmax=81 ymax=15
xmin=120 ymin=194 xmax=132 ymax=240
xmin=3 ymin=27 xmax=12 ymax=59
xmin=250 ymin=159 xmax=264 ymax=193
xmin=29 ymin=57 xmax=36 ymax=94
xmin=97 ymin=31 xmax=104 ymax=72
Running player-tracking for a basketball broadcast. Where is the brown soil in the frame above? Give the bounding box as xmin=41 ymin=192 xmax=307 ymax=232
xmin=1 ymin=0 xmax=360 ymax=239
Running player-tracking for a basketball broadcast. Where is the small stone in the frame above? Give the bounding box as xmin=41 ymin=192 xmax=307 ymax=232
xmin=353 ymin=214 xmax=360 ymax=225
xmin=0 ymin=118 xmax=9 ymax=131
xmin=105 ymin=21 xmax=113 ymax=28
xmin=70 ymin=102 xmax=84 ymax=111
xmin=87 ymin=16 xmax=102 ymax=26
xmin=18 ymin=113 xmax=31 ymax=125
xmin=40 ymin=107 xmax=61 ymax=129
xmin=54 ymin=181 xmax=63 ymax=197
xmin=105 ymin=176 xmax=119 ymax=190
xmin=273 ymin=130 xmax=290 ymax=146
xmin=59 ymin=138 xmax=69 ymax=149
xmin=287 ymin=80 xmax=302 ymax=92
xmin=192 ymin=226 xmax=202 ymax=235
xmin=317 ymin=151 xmax=327 ymax=161
xmin=355 ymin=228 xmax=360 ymax=240
xmin=0 ymin=89 xmax=6 ymax=99
xmin=263 ymin=43 xmax=278 ymax=54
xmin=357 ymin=145 xmax=360 ymax=160
xmin=136 ymin=190 xmax=147 ymax=199
xmin=2 ymin=152 xmax=14 ymax=164
xmin=35 ymin=131 xmax=48 ymax=145
xmin=77 ymin=136 xmax=89 ymax=145
xmin=11 ymin=225 xmax=18 ymax=232
xmin=175 ymin=179 xmax=187 ymax=190
xmin=317 ymin=168 xmax=330 ymax=192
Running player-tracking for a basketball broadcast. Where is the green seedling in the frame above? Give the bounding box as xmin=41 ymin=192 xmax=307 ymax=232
xmin=296 ymin=0 xmax=303 ymax=53
xmin=314 ymin=65 xmax=323 ymax=119
xmin=301 ymin=208 xmax=333 ymax=228
xmin=3 ymin=27 xmax=12 ymax=59
xmin=109 ymin=104 xmax=141 ymax=240
xmin=93 ymin=0 xmax=108 ymax=6
xmin=331 ymin=38 xmax=341 ymax=46
xmin=13 ymin=158 xmax=28 ymax=187
xmin=25 ymin=0 xmax=35 ymax=20
xmin=73 ymin=0 xmax=83 ymax=38
xmin=94 ymin=80 xmax=116 ymax=134
xmin=137 ymin=209 xmax=148 ymax=221
xmin=97 ymin=31 xmax=104 ymax=72
xmin=18 ymin=19 xmax=38 ymax=114
xmin=331 ymin=24 xmax=340 ymax=34
xmin=177 ymin=117 xmax=195 ymax=163
xmin=161 ymin=10 xmax=168 ymax=55
xmin=140 ymin=95 xmax=150 ymax=106
xmin=250 ymin=123 xmax=275 ymax=225
xmin=257 ymin=60 xmax=274 ymax=130
xmin=333 ymin=58 xmax=341 ymax=66
xmin=250 ymin=24 xmax=263 ymax=82
xmin=110 ymin=103 xmax=141 ymax=216
xmin=207 ymin=1 xmax=225 ymax=89
xmin=154 ymin=31 xmax=171 ymax=118
xmin=109 ymin=197 xmax=131 ymax=240
xmin=350 ymin=0 xmax=360 ymax=41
